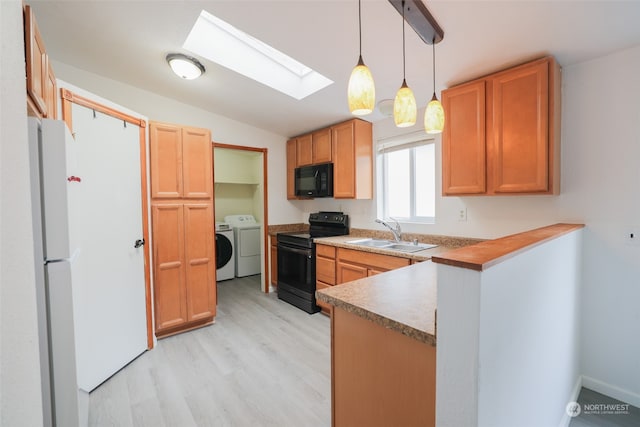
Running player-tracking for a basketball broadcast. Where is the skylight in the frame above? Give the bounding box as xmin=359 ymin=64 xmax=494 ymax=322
xmin=183 ymin=10 xmax=333 ymax=100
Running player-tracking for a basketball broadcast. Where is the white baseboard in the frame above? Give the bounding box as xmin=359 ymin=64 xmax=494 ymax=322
xmin=582 ymin=375 xmax=640 ymax=408
xmin=558 ymin=376 xmax=583 ymax=427
xmin=78 ymin=388 xmax=89 ymax=427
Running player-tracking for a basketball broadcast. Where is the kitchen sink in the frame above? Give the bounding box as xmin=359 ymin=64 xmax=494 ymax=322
xmin=346 ymin=238 xmax=395 ymax=247
xmin=346 ymin=238 xmax=438 ymax=253
xmin=384 ymin=243 xmax=437 ymax=253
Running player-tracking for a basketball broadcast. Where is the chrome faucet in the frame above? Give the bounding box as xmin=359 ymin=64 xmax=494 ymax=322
xmin=375 ymin=218 xmax=402 ymax=242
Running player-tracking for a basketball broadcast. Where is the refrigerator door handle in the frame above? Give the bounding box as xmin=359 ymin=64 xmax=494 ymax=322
xmin=134 ymin=239 xmax=145 ymax=249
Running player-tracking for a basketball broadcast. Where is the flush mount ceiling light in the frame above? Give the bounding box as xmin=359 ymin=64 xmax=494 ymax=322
xmin=166 ymin=53 xmax=205 ymax=80
xmin=424 ymin=37 xmax=445 ymax=134
xmin=347 ymin=0 xmax=375 ymax=116
xmin=183 ymin=10 xmax=332 ymax=100
xmin=393 ymin=0 xmax=417 ymax=128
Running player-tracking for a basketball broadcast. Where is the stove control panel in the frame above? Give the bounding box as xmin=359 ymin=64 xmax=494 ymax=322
xmin=309 ymin=211 xmax=347 ymax=225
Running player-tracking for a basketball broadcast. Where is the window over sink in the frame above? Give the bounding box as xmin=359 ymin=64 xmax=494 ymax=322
xmin=376 ymin=132 xmax=436 ymax=224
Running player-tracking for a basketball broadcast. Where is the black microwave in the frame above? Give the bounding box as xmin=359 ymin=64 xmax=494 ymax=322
xmin=295 ymin=163 xmax=333 ymax=197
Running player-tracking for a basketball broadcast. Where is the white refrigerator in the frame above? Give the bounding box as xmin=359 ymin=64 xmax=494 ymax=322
xmin=28 ymin=117 xmax=88 ymax=427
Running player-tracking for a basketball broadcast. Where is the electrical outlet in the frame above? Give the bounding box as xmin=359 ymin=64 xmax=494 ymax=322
xmin=625 ymin=229 xmax=640 ymax=246
xmin=458 ymin=208 xmax=467 ymax=222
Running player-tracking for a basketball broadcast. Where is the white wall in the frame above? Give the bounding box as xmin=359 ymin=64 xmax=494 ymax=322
xmin=564 ymin=47 xmax=640 ymax=406
xmin=436 ymin=230 xmax=583 ymax=427
xmin=0 ymin=0 xmax=45 ymax=425
xmin=51 ymin=61 xmax=300 ymax=226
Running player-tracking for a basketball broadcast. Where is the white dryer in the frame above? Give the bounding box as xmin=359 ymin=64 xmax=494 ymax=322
xmin=224 ymin=214 xmax=261 ymax=277
xmin=215 ymin=222 xmax=235 ymax=281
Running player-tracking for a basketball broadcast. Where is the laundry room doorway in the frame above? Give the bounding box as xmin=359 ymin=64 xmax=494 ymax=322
xmin=212 ymin=143 xmax=269 ymax=293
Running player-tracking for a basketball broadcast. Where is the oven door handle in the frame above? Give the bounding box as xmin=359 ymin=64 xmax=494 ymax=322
xmin=278 ymin=244 xmax=313 ymax=258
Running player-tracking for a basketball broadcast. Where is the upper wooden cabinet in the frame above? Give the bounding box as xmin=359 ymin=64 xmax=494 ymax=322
xmin=442 ymin=56 xmax=560 ymax=196
xmin=149 ymin=122 xmax=212 ymax=199
xmin=24 ymin=5 xmax=58 ymax=119
xmin=286 ymin=118 xmax=372 ymax=200
xmin=286 ymin=138 xmax=297 ymax=200
xmin=182 ymin=126 xmax=213 ymax=198
xmin=332 ymin=119 xmax=373 ymax=199
xmin=44 ymin=61 xmax=58 ymax=120
xmin=296 ymin=134 xmax=313 ymax=166
xmin=295 ymin=129 xmax=332 ymax=167
xmin=442 ymin=80 xmax=486 ymax=194
xmin=312 ymin=128 xmax=332 ymax=164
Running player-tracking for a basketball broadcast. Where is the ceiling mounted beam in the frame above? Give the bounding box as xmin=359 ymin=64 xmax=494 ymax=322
xmin=388 ymin=0 xmax=444 ymax=44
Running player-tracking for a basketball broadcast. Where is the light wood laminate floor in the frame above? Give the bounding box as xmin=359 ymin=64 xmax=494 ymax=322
xmin=89 ymin=275 xmax=331 ymax=426
xmin=89 ymin=276 xmax=640 ymax=427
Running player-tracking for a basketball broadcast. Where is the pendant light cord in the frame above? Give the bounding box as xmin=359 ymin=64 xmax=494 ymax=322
xmin=358 ymin=0 xmax=362 ymax=56
xmin=432 ymin=36 xmax=436 ymax=94
xmin=402 ymin=1 xmax=406 ymax=80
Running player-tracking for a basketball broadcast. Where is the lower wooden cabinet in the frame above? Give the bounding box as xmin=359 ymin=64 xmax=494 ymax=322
xmin=315 ymin=244 xmax=411 ymax=313
xmin=270 ymin=235 xmax=278 ymax=287
xmin=152 ymin=202 xmax=215 ymax=337
xmin=336 ymin=247 xmax=410 ymax=282
xmin=316 ymin=244 xmax=336 ymax=313
xmin=333 ymin=307 xmax=435 ymax=426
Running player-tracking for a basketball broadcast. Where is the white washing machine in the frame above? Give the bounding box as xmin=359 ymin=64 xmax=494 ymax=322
xmin=224 ymin=214 xmax=261 ymax=277
xmin=215 ymin=222 xmax=235 ymax=281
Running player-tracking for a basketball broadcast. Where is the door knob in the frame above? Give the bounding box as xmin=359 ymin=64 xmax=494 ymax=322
xmin=134 ymin=239 xmax=145 ymax=249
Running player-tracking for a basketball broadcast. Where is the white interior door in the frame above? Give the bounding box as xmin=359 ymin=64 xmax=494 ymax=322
xmin=71 ymin=103 xmax=147 ymax=391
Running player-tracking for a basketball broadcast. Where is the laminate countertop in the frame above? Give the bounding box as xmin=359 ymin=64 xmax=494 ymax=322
xmin=315 ymin=223 xmax=584 ymax=348
xmin=316 ymin=260 xmax=437 ymax=346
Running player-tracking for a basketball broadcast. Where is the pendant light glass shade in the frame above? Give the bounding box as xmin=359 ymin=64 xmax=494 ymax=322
xmin=394 ymin=80 xmax=417 ymax=127
xmin=424 ymin=38 xmax=444 ymax=133
xmin=393 ymin=1 xmax=416 ymax=127
xmin=348 ymin=55 xmax=375 ymax=115
xmin=425 ymin=93 xmax=444 ymax=133
xmin=348 ymin=0 xmax=375 ymax=116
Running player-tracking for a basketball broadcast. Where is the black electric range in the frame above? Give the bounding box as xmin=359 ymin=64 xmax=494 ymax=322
xmin=276 ymin=212 xmax=349 ymax=313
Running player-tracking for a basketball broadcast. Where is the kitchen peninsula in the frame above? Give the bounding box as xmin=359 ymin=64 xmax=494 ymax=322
xmin=316 ymin=223 xmax=584 ymax=427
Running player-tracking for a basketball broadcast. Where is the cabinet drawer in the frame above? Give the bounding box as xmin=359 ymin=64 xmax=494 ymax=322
xmin=317 ymin=256 xmax=336 ymax=285
xmin=337 ymin=248 xmax=410 ymax=271
xmin=316 ymin=244 xmax=336 ymax=258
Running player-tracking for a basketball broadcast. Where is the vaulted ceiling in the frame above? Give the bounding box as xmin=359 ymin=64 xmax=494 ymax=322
xmin=28 ymin=0 xmax=640 ymax=137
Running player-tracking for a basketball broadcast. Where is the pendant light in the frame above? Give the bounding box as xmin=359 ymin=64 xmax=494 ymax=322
xmin=424 ymin=37 xmax=445 ymax=134
xmin=348 ymin=0 xmax=375 ymax=116
xmin=393 ymin=0 xmax=417 ymax=127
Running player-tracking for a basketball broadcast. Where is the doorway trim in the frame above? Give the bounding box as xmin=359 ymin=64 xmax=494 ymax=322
xmin=60 ymin=88 xmax=154 ymax=349
xmin=213 ymin=142 xmax=269 ymax=293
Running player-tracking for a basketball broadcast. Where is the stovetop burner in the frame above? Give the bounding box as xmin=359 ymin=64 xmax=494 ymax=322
xmin=277 ymin=212 xmax=349 ymax=247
